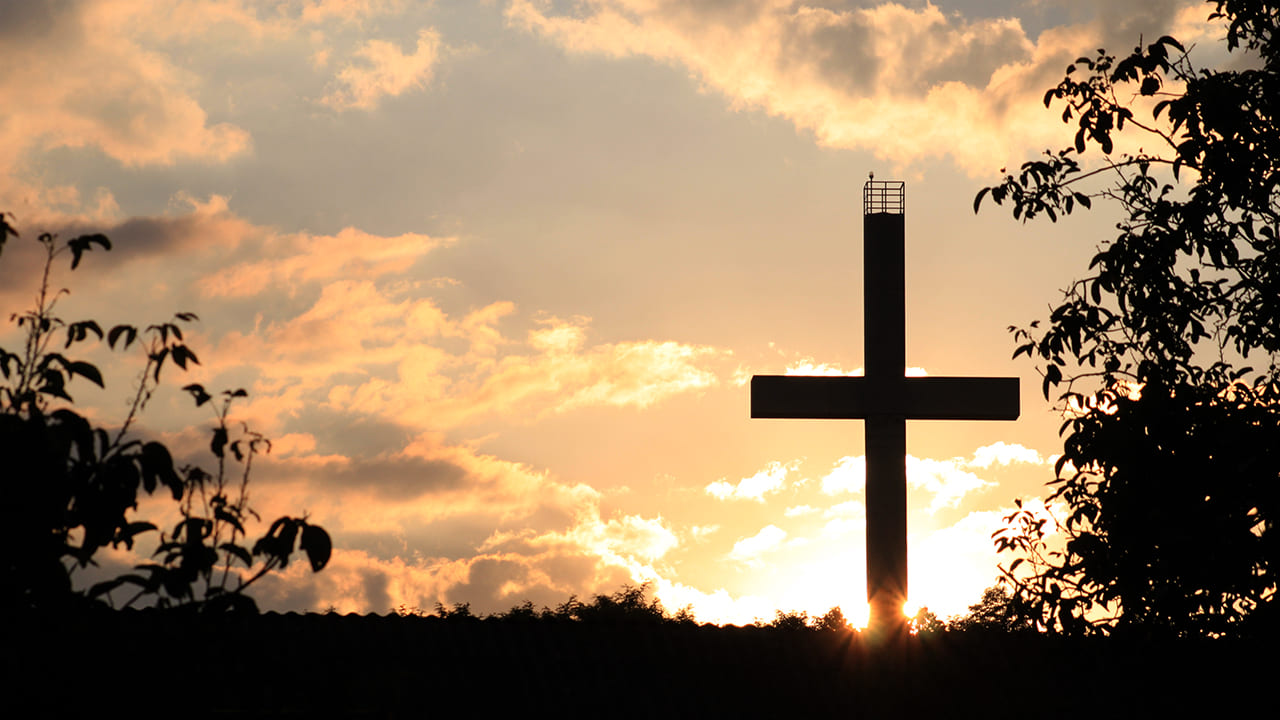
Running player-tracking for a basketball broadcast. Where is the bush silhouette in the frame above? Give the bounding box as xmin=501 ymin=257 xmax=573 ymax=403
xmin=0 ymin=216 xmax=329 ymax=613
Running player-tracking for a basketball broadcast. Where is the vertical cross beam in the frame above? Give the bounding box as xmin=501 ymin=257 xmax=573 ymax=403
xmin=863 ymin=212 xmax=909 ymax=639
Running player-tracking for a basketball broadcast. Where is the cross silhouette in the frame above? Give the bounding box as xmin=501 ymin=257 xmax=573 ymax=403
xmin=751 ymin=180 xmax=1019 ymax=640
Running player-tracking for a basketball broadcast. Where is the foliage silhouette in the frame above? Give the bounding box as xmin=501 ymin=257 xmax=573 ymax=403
xmin=948 ymin=585 xmax=1026 ymax=633
xmin=977 ymin=1 xmax=1279 ymax=636
xmin=909 ymin=606 xmax=945 ymax=635
xmin=0 ymin=217 xmax=330 ymax=613
xmin=555 ymin=583 xmax=669 ymax=624
xmin=399 ymin=584 xmax=855 ymax=632
xmin=394 ymin=583 xmax=681 ymax=624
xmin=814 ymin=606 xmax=852 ymax=632
xmin=769 ymin=608 xmax=813 ymax=631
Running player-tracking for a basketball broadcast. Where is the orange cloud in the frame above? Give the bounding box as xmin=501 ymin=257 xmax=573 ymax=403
xmin=908 ymin=455 xmax=993 ymax=513
xmin=235 ymin=454 xmax=686 ymax=615
xmin=705 ymin=459 xmax=797 ymax=501
xmin=0 ymin=2 xmax=250 ymax=171
xmin=506 ymin=0 xmax=1207 ymax=175
xmin=322 ymin=28 xmax=442 ymax=110
xmin=0 ymin=0 xmax=436 ymax=220
xmin=254 ymin=307 xmax=725 ymax=431
xmin=729 ymin=524 xmax=788 ymax=564
xmin=820 ymin=455 xmax=864 ymax=495
xmin=968 ymin=441 xmax=1044 ymax=469
xmin=199 ymin=227 xmax=453 ymax=298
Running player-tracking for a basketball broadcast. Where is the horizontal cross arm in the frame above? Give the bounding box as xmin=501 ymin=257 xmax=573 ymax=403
xmin=751 ymin=375 xmax=1020 ymax=420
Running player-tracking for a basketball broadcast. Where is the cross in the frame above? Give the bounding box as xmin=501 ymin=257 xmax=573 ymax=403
xmin=751 ymin=180 xmax=1019 ymax=640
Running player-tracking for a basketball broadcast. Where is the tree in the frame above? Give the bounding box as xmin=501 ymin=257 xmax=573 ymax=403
xmin=948 ymin=585 xmax=1024 ymax=633
xmin=559 ymin=583 xmax=669 ymax=624
xmin=0 ymin=217 xmax=331 ymax=612
xmin=977 ymin=1 xmax=1279 ymax=637
xmin=814 ymin=606 xmax=851 ymax=632
xmin=768 ymin=608 xmax=812 ymax=631
xmin=908 ymin=606 xmax=945 ymax=635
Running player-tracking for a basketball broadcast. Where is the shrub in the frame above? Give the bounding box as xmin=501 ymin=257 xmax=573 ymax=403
xmin=0 ymin=215 xmax=329 ymax=613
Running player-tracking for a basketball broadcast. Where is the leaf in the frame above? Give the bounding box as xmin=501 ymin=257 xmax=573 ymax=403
xmin=67 ymin=233 xmax=111 ymax=269
xmin=52 ymin=408 xmax=94 ymax=464
xmin=151 ymin=347 xmax=168 ymax=381
xmin=215 ymin=507 xmax=246 ymax=535
xmin=67 ymin=360 xmax=104 ymax=387
xmin=39 ymin=370 xmax=71 ymax=401
xmin=171 ymin=345 xmax=194 ymax=370
xmin=118 ymin=522 xmax=158 ymax=550
xmin=1042 ymin=364 xmax=1062 ymax=400
xmin=211 ymin=427 xmax=229 ymax=459
xmin=1157 ymin=35 xmax=1184 ymax=53
xmin=140 ymin=442 xmax=183 ymax=499
xmin=64 ymin=320 xmax=103 ymax=348
xmin=300 ymin=524 xmax=332 ymax=572
xmin=183 ymin=383 xmax=212 ymax=407
xmin=253 ymin=517 xmax=291 ymax=559
xmin=973 ymin=187 xmax=990 ymax=214
xmin=107 ymin=324 xmax=138 ymax=350
xmin=277 ymin=521 xmax=299 ymax=567
xmin=220 ymin=542 xmax=253 ymax=568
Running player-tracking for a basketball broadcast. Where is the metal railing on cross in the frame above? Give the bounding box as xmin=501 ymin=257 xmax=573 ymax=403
xmin=862 ymin=180 xmax=905 ymax=215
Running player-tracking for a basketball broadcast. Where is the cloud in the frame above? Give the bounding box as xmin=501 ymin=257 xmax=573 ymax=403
xmin=309 ymin=312 xmax=724 ymax=430
xmin=821 ymin=516 xmax=863 ymax=538
xmin=688 ymin=524 xmax=720 ymax=542
xmin=705 ymin=459 xmax=796 ymax=501
xmin=823 ymin=500 xmax=864 ymax=519
xmin=294 ymin=0 xmax=408 ymax=25
xmin=506 ymin=0 xmax=1205 ymax=174
xmin=199 ymin=434 xmax=683 ymax=616
xmin=187 ymin=214 xmax=725 ymax=433
xmin=0 ymin=0 xmax=426 ymax=220
xmin=646 ymin=579 xmax=778 ymax=626
xmin=781 ymin=358 xmax=926 ymax=376
xmin=0 ymin=1 xmax=251 ymax=172
xmin=907 ymin=455 xmax=993 ymax=513
xmin=0 ymin=193 xmax=254 ymax=308
xmin=968 ymin=441 xmax=1043 ymax=469
xmin=199 ymin=226 xmax=451 ymax=298
xmin=323 ymin=28 xmax=442 ymax=110
xmin=729 ymin=524 xmax=787 ymax=563
xmin=820 ymin=455 xmax=864 ymax=495
xmin=785 ymin=358 xmax=860 ymax=376
xmin=808 ymin=444 xmax=1036 ymax=514
xmin=526 ymin=512 xmax=680 ymax=563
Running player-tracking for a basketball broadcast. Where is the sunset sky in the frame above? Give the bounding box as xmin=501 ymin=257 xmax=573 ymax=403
xmin=1 ymin=0 xmax=1229 ymax=624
